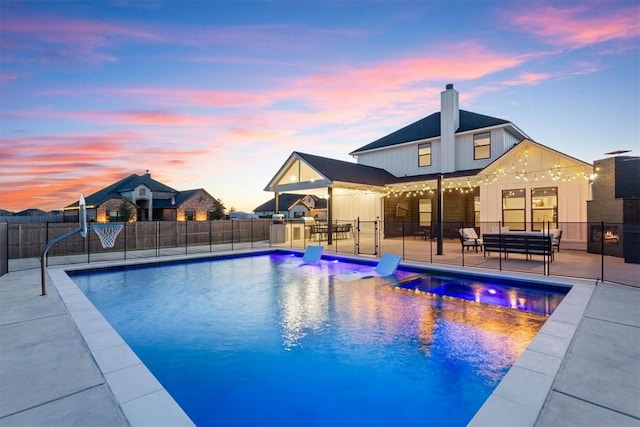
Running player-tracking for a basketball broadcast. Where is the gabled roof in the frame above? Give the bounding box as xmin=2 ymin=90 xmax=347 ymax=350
xmin=153 ymin=189 xmax=218 ymax=208
xmin=254 ymin=193 xmax=314 ymax=212
xmin=67 ymin=173 xmax=178 ymax=208
xmin=264 ymin=152 xmax=399 ymax=193
xmin=294 ymin=152 xmax=398 ymax=186
xmin=15 ymin=208 xmax=49 ymax=216
xmin=349 ymin=110 xmax=511 ymax=155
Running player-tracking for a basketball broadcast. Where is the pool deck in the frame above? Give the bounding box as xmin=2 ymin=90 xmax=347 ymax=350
xmin=1 ymin=250 xmax=639 ymax=426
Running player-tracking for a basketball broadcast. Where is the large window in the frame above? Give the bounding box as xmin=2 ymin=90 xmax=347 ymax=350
xmin=531 ymin=187 xmax=558 ymax=230
xmin=474 ymin=132 xmax=491 ymax=160
xmin=419 ymin=198 xmax=432 ymax=226
xmin=502 ymin=189 xmax=525 ymax=231
xmin=418 ymin=143 xmax=432 ymax=167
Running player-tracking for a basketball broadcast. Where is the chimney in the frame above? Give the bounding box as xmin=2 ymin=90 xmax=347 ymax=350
xmin=440 ymin=83 xmax=459 ymax=173
xmin=145 ymin=169 xmax=150 ymax=177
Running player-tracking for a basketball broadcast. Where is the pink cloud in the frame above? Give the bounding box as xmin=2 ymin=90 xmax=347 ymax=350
xmin=506 ymin=4 xmax=640 ymax=49
xmin=503 ymin=72 xmax=553 ymax=86
xmin=0 ymin=72 xmax=19 ymax=83
xmin=0 ymin=130 xmax=214 ymax=210
xmin=2 ymin=15 xmax=162 ymax=64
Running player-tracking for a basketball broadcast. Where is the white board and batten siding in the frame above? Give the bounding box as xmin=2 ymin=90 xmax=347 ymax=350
xmin=479 ymin=141 xmax=591 ymax=246
xmin=355 ymin=127 xmax=520 ymax=178
xmin=332 ymin=191 xmax=382 ymax=223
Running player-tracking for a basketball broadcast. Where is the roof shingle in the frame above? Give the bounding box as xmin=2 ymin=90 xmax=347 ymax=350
xmin=350 ymin=110 xmax=509 ymax=154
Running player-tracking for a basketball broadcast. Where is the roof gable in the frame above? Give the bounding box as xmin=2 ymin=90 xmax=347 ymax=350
xmin=295 ymin=152 xmax=397 ymax=186
xmin=67 ymin=173 xmax=179 ymax=208
xmin=479 ymin=139 xmax=592 ymax=186
xmin=349 ymin=110 xmax=511 ymax=155
xmin=264 ymin=152 xmax=398 ymax=193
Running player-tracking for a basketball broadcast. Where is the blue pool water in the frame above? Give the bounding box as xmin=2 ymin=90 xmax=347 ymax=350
xmin=70 ymin=252 xmax=567 ymax=426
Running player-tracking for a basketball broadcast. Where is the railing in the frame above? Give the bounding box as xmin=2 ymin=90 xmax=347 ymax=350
xmin=5 ymin=219 xmax=639 ymax=287
xmin=275 ymin=220 xmax=639 ymax=287
xmin=6 ymin=219 xmax=272 ymax=260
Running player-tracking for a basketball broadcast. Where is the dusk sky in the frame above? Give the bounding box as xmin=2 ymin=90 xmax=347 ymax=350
xmin=1 ymin=1 xmax=638 ymax=213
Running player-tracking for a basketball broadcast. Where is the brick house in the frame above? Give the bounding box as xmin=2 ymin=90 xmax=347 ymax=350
xmin=64 ymin=171 xmax=223 ymax=222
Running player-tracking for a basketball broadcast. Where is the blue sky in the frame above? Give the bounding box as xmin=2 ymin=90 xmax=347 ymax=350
xmin=1 ymin=0 xmax=638 ymax=212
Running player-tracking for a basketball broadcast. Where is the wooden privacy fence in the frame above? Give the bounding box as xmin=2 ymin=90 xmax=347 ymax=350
xmin=7 ymin=220 xmax=272 ymax=259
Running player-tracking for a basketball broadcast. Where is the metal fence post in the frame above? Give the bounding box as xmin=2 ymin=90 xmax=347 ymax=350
xmin=87 ymin=225 xmax=91 ymax=264
xmin=601 ymin=221 xmax=605 ymax=282
xmin=123 ymin=222 xmax=127 ymax=261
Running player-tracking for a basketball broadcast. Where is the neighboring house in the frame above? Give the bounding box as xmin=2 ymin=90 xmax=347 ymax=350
xmin=64 ymin=171 xmax=223 ymax=222
xmin=253 ymin=193 xmax=327 ymax=219
xmin=265 ymin=84 xmax=593 ymax=246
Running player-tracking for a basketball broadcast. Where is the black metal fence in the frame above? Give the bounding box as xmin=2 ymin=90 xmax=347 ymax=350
xmin=278 ymin=219 xmax=638 ymax=287
xmin=6 ymin=218 xmax=638 ymax=286
xmin=7 ymin=219 xmax=272 ymax=261
xmin=0 ymin=223 xmax=8 ymax=276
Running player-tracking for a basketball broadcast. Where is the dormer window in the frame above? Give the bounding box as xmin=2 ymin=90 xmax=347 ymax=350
xmin=474 ymin=132 xmax=491 ymax=160
xmin=418 ymin=143 xmax=432 ymax=167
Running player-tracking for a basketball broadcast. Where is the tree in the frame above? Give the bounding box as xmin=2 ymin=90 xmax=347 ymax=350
xmin=118 ymin=200 xmax=136 ymax=222
xmin=209 ymin=199 xmax=226 ymax=220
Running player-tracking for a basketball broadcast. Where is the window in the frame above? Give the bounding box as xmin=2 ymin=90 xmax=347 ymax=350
xmin=419 ymin=198 xmax=432 ymax=226
xmin=108 ymin=210 xmax=119 ymax=223
xmin=502 ymin=189 xmax=525 ymax=231
xmin=531 ymin=187 xmax=558 ymax=230
xmin=418 ymin=143 xmax=432 ymax=167
xmin=139 ymin=188 xmax=146 ymax=196
xmin=474 ymin=132 xmax=491 ymax=160
xmin=185 ymin=210 xmax=194 ymax=221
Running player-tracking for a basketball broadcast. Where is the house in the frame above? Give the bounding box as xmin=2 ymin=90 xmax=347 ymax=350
xmin=64 ymin=171 xmax=223 ymax=222
xmin=253 ymin=193 xmax=328 ymax=219
xmin=265 ymin=84 xmax=593 ymax=247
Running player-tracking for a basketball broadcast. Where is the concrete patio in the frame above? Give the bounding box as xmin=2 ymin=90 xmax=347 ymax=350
xmin=1 ymin=247 xmax=638 ymax=426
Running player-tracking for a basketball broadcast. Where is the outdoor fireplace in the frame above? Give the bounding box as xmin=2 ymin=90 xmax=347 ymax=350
xmin=589 ymin=224 xmax=623 ymax=257
xmin=586 ymin=156 xmax=640 ymax=263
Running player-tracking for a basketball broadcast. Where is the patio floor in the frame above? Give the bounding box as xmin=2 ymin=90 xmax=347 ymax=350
xmin=1 ymin=245 xmax=638 ymax=426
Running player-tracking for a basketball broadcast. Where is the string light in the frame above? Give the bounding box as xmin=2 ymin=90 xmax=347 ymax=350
xmin=351 ymin=146 xmax=596 ymax=199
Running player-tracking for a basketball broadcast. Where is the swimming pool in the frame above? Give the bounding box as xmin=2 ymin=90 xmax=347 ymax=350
xmin=69 ymin=252 xmax=567 ymax=426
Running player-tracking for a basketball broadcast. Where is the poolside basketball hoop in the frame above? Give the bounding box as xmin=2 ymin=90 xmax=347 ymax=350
xmin=92 ymin=224 xmax=124 ymax=249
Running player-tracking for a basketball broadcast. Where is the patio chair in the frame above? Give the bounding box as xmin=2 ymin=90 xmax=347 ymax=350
xmin=550 ymin=229 xmax=562 ymax=252
xmin=333 ymin=253 xmax=402 ymax=282
xmin=374 ymin=253 xmax=402 ymax=276
xmin=302 ymin=245 xmax=324 ymax=263
xmin=458 ymin=228 xmax=483 ymax=253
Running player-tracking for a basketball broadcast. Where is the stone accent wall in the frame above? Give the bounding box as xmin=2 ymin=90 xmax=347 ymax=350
xmin=96 ymin=197 xmax=136 ymax=222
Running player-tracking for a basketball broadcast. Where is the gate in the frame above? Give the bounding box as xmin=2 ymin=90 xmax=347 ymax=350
xmin=355 ymin=218 xmax=379 ymax=256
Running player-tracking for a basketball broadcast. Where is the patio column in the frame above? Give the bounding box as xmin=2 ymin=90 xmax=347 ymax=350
xmin=327 ymin=187 xmax=333 ymax=245
xmin=437 ymin=175 xmax=443 ymax=255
